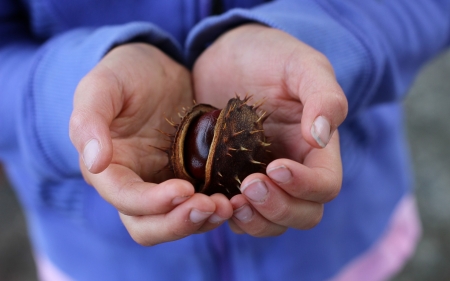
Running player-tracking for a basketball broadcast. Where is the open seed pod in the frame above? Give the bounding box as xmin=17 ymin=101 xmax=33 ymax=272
xmin=168 ymin=96 xmax=269 ymax=199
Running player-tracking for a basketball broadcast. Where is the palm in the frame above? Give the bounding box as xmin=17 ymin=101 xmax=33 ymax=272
xmin=193 ymin=34 xmax=318 ymax=165
xmin=70 ymin=30 xmax=346 ymax=241
xmin=109 ymin=91 xmax=192 ymax=183
xmin=81 ymin=43 xmax=194 ymax=183
xmin=192 ymin=24 xmax=346 ymax=170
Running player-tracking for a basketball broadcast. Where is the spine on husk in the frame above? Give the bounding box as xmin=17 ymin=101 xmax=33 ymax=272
xmin=167 ymin=96 xmax=270 ymax=199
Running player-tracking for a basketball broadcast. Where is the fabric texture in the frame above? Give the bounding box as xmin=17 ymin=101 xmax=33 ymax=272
xmin=1 ymin=0 xmax=449 ymax=280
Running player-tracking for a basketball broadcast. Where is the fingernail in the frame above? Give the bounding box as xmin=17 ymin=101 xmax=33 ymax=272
xmin=208 ymin=214 xmax=225 ymax=224
xmin=172 ymin=196 xmax=190 ymax=206
xmin=267 ymin=165 xmax=292 ymax=184
xmin=233 ymin=204 xmax=253 ymax=223
xmin=241 ymin=179 xmax=268 ymax=202
xmin=189 ymin=209 xmax=213 ymax=224
xmin=311 ymin=116 xmax=331 ymax=148
xmin=83 ymin=139 xmax=100 ymax=171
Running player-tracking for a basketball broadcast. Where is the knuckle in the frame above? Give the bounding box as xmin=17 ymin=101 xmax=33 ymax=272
xmin=113 ymin=183 xmax=132 ymax=214
xmin=326 ymin=187 xmax=340 ymax=203
xmin=312 ymin=51 xmax=332 ymax=69
xmin=68 ymin=111 xmax=87 ymax=140
xmin=114 ymin=195 xmax=131 ymax=215
xmin=169 ymin=224 xmax=192 ymax=240
xmin=169 ymin=215 xmax=200 ymax=239
xmin=269 ymin=202 xmax=292 ymax=223
xmin=125 ymin=222 xmax=153 ymax=247
xmin=322 ymin=179 xmax=342 ymax=203
xmin=334 ymin=91 xmax=349 ymax=121
xmin=300 ymin=48 xmax=333 ymax=74
xmin=165 ymin=179 xmax=194 ymax=198
xmin=130 ymin=233 xmax=152 ymax=247
xmin=301 ymin=205 xmax=324 ymax=230
xmin=250 ymin=223 xmax=287 ymax=238
xmin=79 ymin=68 xmax=109 ymax=88
xmin=250 ymin=223 xmax=275 ymax=238
xmin=300 ymin=183 xmax=314 ymax=198
xmin=228 ymin=220 xmax=245 ymax=234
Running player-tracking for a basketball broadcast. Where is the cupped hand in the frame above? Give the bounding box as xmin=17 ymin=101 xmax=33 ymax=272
xmin=193 ymin=24 xmax=348 ymax=236
xmin=69 ymin=43 xmax=232 ymax=246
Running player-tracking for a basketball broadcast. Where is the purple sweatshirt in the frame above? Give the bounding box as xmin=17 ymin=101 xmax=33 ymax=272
xmin=0 ymin=0 xmax=449 ymax=280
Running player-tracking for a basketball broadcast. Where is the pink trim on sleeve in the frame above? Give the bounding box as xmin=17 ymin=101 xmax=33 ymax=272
xmin=329 ymin=194 xmax=422 ymax=281
xmin=36 ymin=254 xmax=74 ymax=281
xmin=34 ymin=194 xmax=421 ymax=281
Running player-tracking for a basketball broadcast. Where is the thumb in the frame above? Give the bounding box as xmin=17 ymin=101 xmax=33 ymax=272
xmin=69 ymin=66 xmax=121 ymax=173
xmin=294 ymin=56 xmax=348 ymax=148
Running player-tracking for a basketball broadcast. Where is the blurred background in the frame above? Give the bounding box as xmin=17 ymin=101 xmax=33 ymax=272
xmin=0 ymin=50 xmax=449 ymax=280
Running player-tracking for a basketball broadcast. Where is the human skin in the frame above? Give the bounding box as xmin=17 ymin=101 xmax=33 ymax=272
xmin=69 ymin=43 xmax=233 ymax=246
xmin=69 ymin=24 xmax=348 ymax=244
xmin=193 ymin=24 xmax=348 ymax=236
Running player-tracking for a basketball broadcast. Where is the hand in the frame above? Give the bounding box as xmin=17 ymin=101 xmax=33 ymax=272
xmin=193 ymin=24 xmax=348 ymax=236
xmin=69 ymin=43 xmax=233 ymax=246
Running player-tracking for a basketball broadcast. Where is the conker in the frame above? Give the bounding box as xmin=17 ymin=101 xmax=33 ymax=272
xmin=164 ymin=96 xmax=270 ymax=199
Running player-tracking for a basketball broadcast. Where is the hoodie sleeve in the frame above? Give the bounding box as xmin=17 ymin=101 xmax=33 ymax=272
xmin=186 ymin=0 xmax=450 ymax=119
xmin=0 ymin=0 xmax=182 ymax=181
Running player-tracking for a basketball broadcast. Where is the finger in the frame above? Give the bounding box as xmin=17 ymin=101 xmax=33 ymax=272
xmin=230 ymin=194 xmax=287 ymax=237
xmin=227 ymin=220 xmax=245 ymax=234
xmin=69 ymin=65 xmax=122 ymax=173
xmin=85 ymin=163 xmax=195 ymax=216
xmin=266 ymin=132 xmax=342 ymax=203
xmin=120 ymin=193 xmax=216 ymax=246
xmin=196 ymin=193 xmax=234 ymax=233
xmin=286 ymin=48 xmax=348 ymax=148
xmin=239 ymin=174 xmax=324 ymax=230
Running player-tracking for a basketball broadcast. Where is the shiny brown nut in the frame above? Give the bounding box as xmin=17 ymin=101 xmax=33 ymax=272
xmin=159 ymin=96 xmax=270 ymax=199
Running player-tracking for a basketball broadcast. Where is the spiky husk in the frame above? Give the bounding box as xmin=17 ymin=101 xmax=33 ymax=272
xmin=203 ymin=97 xmax=267 ymax=198
xmin=169 ymin=96 xmax=269 ymax=199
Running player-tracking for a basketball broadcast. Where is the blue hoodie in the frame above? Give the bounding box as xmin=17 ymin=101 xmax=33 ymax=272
xmin=0 ymin=0 xmax=449 ymax=280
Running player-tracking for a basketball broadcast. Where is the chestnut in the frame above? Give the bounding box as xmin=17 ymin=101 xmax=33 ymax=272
xmin=162 ymin=96 xmax=270 ymax=198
